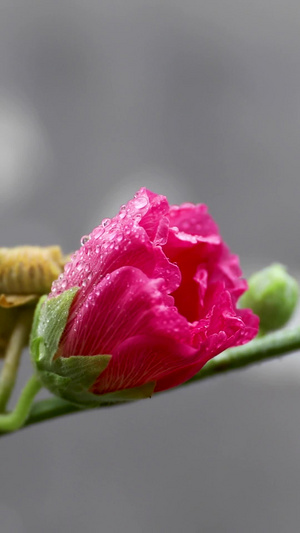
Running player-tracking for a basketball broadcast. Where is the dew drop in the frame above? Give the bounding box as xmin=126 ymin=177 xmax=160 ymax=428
xmin=119 ymin=205 xmax=126 ymax=219
xmin=106 ymin=230 xmax=116 ymax=242
xmin=81 ymin=235 xmax=90 ymax=246
xmin=133 ymin=195 xmax=148 ymax=209
xmin=102 ymin=218 xmax=110 ymax=227
xmin=94 ymin=227 xmax=104 ymax=239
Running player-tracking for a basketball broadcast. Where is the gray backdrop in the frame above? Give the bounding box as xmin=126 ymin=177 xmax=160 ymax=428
xmin=1 ymin=1 xmax=300 ymax=531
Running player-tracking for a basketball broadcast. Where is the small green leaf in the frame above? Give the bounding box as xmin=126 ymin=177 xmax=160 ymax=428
xmin=30 ymin=287 xmax=79 ymax=366
xmin=52 ymin=354 xmax=112 ymax=388
xmin=38 ymin=369 xmax=155 ymax=408
xmin=38 ymin=370 xmax=108 ymax=407
xmin=39 ymin=371 xmax=72 ymax=398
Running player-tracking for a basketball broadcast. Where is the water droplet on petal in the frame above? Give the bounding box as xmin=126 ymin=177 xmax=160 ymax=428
xmin=119 ymin=205 xmax=126 ymax=219
xmin=94 ymin=227 xmax=104 ymax=239
xmin=80 ymin=235 xmax=90 ymax=246
xmin=102 ymin=218 xmax=110 ymax=227
xmin=133 ymin=195 xmax=148 ymax=209
xmin=106 ymin=230 xmax=116 ymax=242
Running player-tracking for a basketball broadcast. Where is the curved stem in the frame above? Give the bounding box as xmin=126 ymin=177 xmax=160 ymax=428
xmin=3 ymin=325 xmax=300 ymax=434
xmin=0 ymin=308 xmax=33 ymax=411
xmin=25 ymin=396 xmax=82 ymax=426
xmin=0 ymin=375 xmax=42 ymax=433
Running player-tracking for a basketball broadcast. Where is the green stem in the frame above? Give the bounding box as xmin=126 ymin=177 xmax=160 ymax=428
xmin=186 ymin=325 xmax=300 ymax=385
xmin=0 ymin=308 xmax=33 ymax=411
xmin=25 ymin=396 xmax=82 ymax=426
xmin=0 ymin=375 xmax=42 ymax=433
xmin=4 ymin=325 xmax=300 ymax=434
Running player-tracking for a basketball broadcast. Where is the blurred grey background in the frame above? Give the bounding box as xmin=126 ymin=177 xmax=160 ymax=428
xmin=1 ymin=1 xmax=300 ymax=532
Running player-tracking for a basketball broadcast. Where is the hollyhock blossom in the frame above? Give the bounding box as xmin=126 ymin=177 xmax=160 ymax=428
xmin=30 ymin=188 xmax=258 ymax=406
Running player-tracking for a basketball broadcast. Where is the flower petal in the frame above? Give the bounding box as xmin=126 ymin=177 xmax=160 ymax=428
xmin=91 ymin=334 xmax=197 ymax=394
xmin=52 ymin=195 xmax=180 ymax=300
xmin=62 ymin=266 xmax=192 ymax=357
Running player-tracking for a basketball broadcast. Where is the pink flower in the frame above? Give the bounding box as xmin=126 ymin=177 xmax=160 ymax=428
xmin=42 ymin=188 xmax=258 ymax=401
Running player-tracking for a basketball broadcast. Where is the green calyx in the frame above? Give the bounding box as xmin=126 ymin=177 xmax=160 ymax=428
xmin=30 ymin=288 xmax=155 ymax=407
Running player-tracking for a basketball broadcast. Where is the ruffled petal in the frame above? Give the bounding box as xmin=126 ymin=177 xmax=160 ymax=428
xmin=52 ymin=213 xmax=180 ymax=302
xmin=163 ymin=203 xmax=248 ymax=322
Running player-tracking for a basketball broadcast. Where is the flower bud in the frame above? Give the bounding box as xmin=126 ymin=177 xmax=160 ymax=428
xmin=239 ymin=264 xmax=298 ymax=333
xmin=0 ymin=246 xmax=66 ymax=356
xmin=30 ymin=188 xmax=258 ymax=406
xmin=0 ymin=246 xmax=65 ymax=298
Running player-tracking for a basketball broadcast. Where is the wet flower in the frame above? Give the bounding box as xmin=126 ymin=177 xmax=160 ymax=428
xmin=31 ymin=189 xmax=258 ymax=406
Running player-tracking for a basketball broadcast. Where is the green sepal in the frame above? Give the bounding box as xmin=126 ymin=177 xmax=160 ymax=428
xmin=38 ymin=372 xmax=154 ymax=408
xmin=37 ymin=370 xmax=106 ymax=407
xmin=29 ymin=288 xmax=155 ymax=408
xmin=30 ymin=287 xmax=79 ymax=366
xmin=29 ymin=289 xmax=115 ymax=407
xmin=52 ymin=354 xmax=112 ymax=389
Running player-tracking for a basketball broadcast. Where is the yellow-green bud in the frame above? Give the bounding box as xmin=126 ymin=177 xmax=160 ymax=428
xmin=239 ymin=264 xmax=299 ymax=333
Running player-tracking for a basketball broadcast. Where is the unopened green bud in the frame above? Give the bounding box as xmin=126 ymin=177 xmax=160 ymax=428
xmin=240 ymin=264 xmax=299 ymax=333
